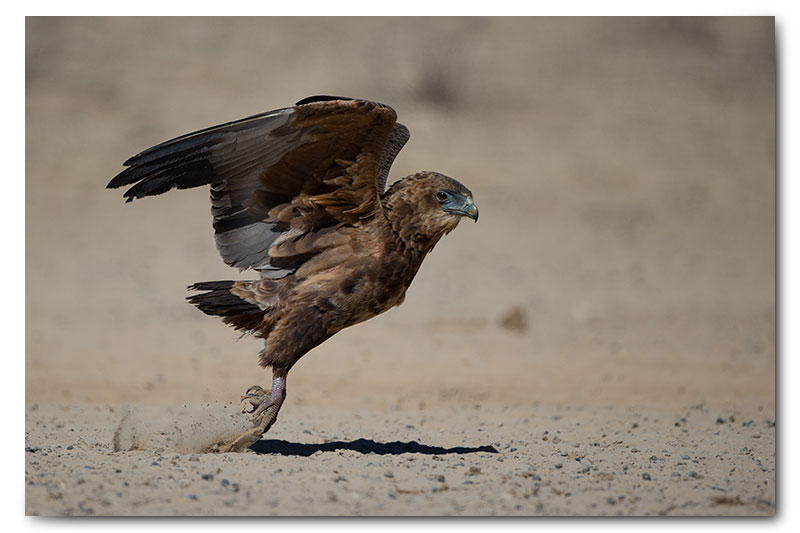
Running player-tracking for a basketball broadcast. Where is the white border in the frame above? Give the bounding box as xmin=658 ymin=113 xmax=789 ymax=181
xmin=9 ymin=3 xmax=795 ymax=531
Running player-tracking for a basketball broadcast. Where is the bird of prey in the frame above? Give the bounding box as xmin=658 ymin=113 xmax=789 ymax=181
xmin=107 ymin=96 xmax=478 ymax=452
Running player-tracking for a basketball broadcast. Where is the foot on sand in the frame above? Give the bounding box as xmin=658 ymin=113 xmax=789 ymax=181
xmin=207 ymin=376 xmax=287 ymax=453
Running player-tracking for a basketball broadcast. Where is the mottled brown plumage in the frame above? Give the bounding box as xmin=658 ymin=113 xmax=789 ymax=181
xmin=108 ymin=96 xmax=478 ymax=451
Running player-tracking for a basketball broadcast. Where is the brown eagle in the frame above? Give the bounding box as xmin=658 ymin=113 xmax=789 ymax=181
xmin=108 ymin=96 xmax=478 ymax=452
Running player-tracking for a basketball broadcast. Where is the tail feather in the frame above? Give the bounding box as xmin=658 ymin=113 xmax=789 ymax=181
xmin=187 ymin=281 xmax=267 ymax=333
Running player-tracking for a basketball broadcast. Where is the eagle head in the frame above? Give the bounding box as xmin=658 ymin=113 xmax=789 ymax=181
xmin=383 ymin=171 xmax=478 ymax=252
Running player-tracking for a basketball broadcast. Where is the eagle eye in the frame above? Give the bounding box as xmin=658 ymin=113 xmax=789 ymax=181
xmin=435 ymin=191 xmax=448 ymax=203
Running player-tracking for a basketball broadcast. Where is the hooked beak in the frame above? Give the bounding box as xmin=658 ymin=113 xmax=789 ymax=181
xmin=444 ymin=194 xmax=479 ymax=222
xmin=462 ymin=197 xmax=479 ymax=222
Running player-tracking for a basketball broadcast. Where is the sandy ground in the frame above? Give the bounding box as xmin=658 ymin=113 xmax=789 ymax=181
xmin=25 ymin=17 xmax=775 ymax=516
xmin=26 ymin=401 xmax=774 ymax=516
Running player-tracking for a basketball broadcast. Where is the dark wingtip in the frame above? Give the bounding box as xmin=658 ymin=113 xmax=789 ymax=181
xmin=295 ymin=95 xmax=354 ymax=106
xmin=106 ymin=171 xmax=127 ymax=190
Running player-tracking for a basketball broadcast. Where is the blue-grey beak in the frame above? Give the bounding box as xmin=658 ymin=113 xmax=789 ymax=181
xmin=464 ymin=198 xmax=478 ymax=222
xmin=444 ymin=193 xmax=479 ymax=222
xmin=463 ymin=197 xmax=479 ymax=222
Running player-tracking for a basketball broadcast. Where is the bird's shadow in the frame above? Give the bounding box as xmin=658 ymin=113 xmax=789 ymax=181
xmin=250 ymin=438 xmax=499 ymax=457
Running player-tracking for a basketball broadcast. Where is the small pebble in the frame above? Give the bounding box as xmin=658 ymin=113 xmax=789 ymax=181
xmin=642 ymin=473 xmax=652 ymax=480
xmin=383 ymin=471 xmax=394 ymax=479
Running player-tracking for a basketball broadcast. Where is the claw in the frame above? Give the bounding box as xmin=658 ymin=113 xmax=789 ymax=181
xmin=241 ymin=400 xmax=256 ymax=414
xmin=240 ymin=385 xmax=269 ymax=414
xmin=245 ymin=385 xmax=265 ymax=396
xmin=211 ymin=374 xmax=287 ymax=453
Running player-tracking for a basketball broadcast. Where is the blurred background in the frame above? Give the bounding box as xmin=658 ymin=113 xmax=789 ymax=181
xmin=26 ymin=17 xmax=774 ymax=411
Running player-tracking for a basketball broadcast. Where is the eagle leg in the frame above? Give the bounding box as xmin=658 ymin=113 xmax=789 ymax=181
xmin=213 ymin=370 xmax=288 ymax=453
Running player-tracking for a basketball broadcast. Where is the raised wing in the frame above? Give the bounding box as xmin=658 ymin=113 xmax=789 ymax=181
xmin=377 ymin=122 xmax=410 ymax=194
xmin=108 ymin=97 xmax=404 ymax=276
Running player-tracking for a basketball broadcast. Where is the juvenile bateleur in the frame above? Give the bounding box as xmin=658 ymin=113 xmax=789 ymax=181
xmin=107 ymin=96 xmax=478 ymax=451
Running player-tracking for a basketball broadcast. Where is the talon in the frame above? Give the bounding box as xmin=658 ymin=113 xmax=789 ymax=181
xmin=241 ymin=401 xmax=255 ymax=414
xmin=240 ymin=397 xmax=260 ymax=414
xmin=245 ymin=385 xmax=265 ymax=396
xmin=240 ymin=385 xmax=269 ymax=413
xmin=212 ymin=373 xmax=287 ymax=453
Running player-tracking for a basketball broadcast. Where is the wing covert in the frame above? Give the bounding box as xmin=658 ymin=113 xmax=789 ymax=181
xmin=108 ymin=98 xmax=405 ymax=274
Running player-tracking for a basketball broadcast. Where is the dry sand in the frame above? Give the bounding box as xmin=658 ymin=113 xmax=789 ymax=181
xmin=25 ymin=17 xmax=775 ymax=516
xmin=26 ymin=401 xmax=774 ymax=516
